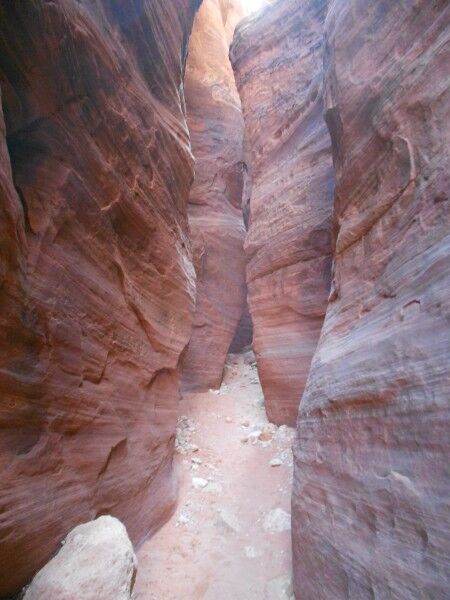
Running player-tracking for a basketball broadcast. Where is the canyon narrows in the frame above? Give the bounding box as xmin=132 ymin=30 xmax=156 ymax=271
xmin=231 ymin=0 xmax=334 ymax=427
xmin=181 ymin=0 xmax=248 ymax=392
xmin=0 ymin=0 xmax=449 ymax=599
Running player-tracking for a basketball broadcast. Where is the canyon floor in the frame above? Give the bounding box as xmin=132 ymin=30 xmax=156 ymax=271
xmin=134 ymin=351 xmax=295 ymax=600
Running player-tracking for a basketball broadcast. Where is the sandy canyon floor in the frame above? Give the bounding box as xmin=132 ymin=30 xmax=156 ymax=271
xmin=134 ymin=351 xmax=295 ymax=600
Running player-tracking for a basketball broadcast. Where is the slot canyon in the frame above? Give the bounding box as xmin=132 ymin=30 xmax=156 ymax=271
xmin=0 ymin=0 xmax=448 ymax=598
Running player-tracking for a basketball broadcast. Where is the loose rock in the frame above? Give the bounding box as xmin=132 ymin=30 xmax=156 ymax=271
xmin=244 ymin=545 xmax=263 ymax=559
xmin=23 ymin=516 xmax=136 ymax=600
xmin=192 ymin=477 xmax=208 ymax=490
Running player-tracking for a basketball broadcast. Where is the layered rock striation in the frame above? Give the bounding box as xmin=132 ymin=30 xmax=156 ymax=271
xmin=182 ymin=0 xmax=247 ymax=391
xmin=293 ymin=0 xmax=450 ymax=597
xmin=231 ymin=0 xmax=333 ymax=425
xmin=0 ymin=1 xmax=199 ymax=595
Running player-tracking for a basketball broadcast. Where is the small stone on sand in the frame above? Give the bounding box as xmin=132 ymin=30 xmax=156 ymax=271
xmin=192 ymin=477 xmax=208 ymax=490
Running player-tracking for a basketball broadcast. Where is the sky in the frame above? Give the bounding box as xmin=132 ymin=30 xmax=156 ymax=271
xmin=242 ymin=0 xmax=270 ymax=15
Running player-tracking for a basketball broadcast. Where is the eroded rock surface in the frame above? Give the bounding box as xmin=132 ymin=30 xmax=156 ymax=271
xmin=293 ymin=1 xmax=450 ymax=597
xmin=182 ymin=0 xmax=247 ymax=391
xmin=0 ymin=1 xmax=199 ymax=595
xmin=231 ymin=0 xmax=333 ymax=425
xmin=23 ymin=516 xmax=136 ymax=600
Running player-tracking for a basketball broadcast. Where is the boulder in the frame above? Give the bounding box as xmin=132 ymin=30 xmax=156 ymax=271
xmin=24 ymin=516 xmax=136 ymax=600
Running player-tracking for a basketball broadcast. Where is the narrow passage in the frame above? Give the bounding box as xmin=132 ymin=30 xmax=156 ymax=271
xmin=134 ymin=350 xmax=295 ymax=600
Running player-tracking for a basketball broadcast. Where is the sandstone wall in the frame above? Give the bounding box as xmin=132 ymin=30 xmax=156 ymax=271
xmin=0 ymin=1 xmax=199 ymax=595
xmin=292 ymin=0 xmax=450 ymax=597
xmin=231 ymin=0 xmax=333 ymax=425
xmin=182 ymin=0 xmax=247 ymax=391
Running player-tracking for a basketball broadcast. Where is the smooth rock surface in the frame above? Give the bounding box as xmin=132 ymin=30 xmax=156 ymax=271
xmin=231 ymin=0 xmax=333 ymax=425
xmin=182 ymin=0 xmax=247 ymax=392
xmin=23 ymin=516 xmax=136 ymax=600
xmin=293 ymin=1 xmax=450 ymax=598
xmin=0 ymin=1 xmax=199 ymax=595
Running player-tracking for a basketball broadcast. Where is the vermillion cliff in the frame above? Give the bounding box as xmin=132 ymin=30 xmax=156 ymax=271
xmin=0 ymin=1 xmax=199 ymax=595
xmin=231 ymin=0 xmax=334 ymax=425
xmin=182 ymin=0 xmax=247 ymax=391
xmin=292 ymin=0 xmax=450 ymax=597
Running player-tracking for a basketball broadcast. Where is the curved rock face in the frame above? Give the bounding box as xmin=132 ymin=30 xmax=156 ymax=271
xmin=293 ymin=1 xmax=450 ymax=597
xmin=220 ymin=0 xmax=246 ymax=44
xmin=182 ymin=0 xmax=247 ymax=391
xmin=231 ymin=0 xmax=333 ymax=425
xmin=0 ymin=1 xmax=199 ymax=595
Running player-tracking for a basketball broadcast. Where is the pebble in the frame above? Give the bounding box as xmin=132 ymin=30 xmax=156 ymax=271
xmin=192 ymin=477 xmax=208 ymax=490
xmin=249 ymin=429 xmax=262 ymax=442
xmin=225 ymin=416 xmax=232 ymax=423
xmin=259 ymin=423 xmax=277 ymax=442
xmin=270 ymin=458 xmax=283 ymax=467
xmin=244 ymin=545 xmax=262 ymax=559
xmin=259 ymin=430 xmax=273 ymax=442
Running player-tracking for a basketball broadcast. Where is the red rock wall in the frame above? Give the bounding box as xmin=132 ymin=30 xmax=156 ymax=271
xmin=220 ymin=0 xmax=246 ymax=44
xmin=293 ymin=0 xmax=450 ymax=597
xmin=0 ymin=1 xmax=199 ymax=595
xmin=231 ymin=0 xmax=333 ymax=425
xmin=229 ymin=131 xmax=253 ymax=354
xmin=182 ymin=0 xmax=247 ymax=391
xmin=228 ymin=306 xmax=253 ymax=353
